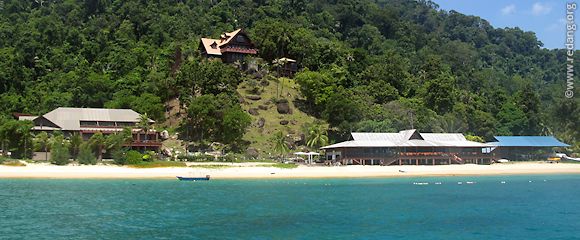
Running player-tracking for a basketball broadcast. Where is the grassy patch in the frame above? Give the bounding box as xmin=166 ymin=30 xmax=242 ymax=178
xmin=190 ymin=164 xmax=235 ymax=169
xmin=272 ymin=163 xmax=298 ymax=169
xmin=2 ymin=161 xmax=27 ymax=167
xmin=561 ymin=160 xmax=580 ymax=164
xmin=238 ymin=77 xmax=321 ymax=158
xmin=128 ymin=161 xmax=187 ymax=168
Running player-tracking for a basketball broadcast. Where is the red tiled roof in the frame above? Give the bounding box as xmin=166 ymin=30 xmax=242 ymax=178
xmin=200 ymin=29 xmax=257 ymax=56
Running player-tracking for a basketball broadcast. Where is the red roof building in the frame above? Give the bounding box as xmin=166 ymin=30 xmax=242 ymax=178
xmin=199 ymin=29 xmax=258 ymax=65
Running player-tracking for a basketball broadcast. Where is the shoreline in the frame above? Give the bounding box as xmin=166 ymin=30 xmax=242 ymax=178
xmin=1 ymin=162 xmax=580 ymax=179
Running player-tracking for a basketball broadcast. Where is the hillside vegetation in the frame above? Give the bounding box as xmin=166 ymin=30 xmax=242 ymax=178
xmin=0 ymin=0 xmax=578 ymax=157
xmin=238 ymin=76 xmax=320 ymax=157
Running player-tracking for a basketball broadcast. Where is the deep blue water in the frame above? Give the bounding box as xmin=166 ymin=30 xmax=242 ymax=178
xmin=1 ymin=175 xmax=580 ymax=240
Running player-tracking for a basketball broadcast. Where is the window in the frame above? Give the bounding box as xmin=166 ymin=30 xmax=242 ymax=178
xmin=98 ymin=121 xmax=115 ymax=127
xmin=236 ymin=35 xmax=245 ymax=42
xmin=80 ymin=121 xmax=97 ymax=126
xmin=117 ymin=122 xmax=136 ymax=127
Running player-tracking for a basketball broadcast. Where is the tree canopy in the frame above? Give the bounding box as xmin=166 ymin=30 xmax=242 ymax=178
xmin=0 ymin=0 xmax=577 ymax=151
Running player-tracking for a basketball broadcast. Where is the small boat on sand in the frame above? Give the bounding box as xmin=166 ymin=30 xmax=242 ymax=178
xmin=177 ymin=175 xmax=211 ymax=181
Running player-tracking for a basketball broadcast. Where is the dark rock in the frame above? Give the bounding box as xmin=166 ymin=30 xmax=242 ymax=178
xmin=246 ymin=95 xmax=261 ymax=101
xmin=290 ymin=120 xmax=298 ymax=125
xmin=248 ymin=108 xmax=259 ymax=116
xmin=257 ymin=118 xmax=265 ymax=128
xmin=276 ymin=99 xmax=290 ymax=114
xmin=246 ymin=147 xmax=259 ymax=158
xmin=280 ymin=120 xmax=289 ymax=125
xmin=258 ymin=105 xmax=268 ymax=110
xmin=260 ymin=79 xmax=270 ymax=86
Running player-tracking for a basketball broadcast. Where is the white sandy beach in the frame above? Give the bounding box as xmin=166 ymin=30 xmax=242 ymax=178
xmin=1 ymin=162 xmax=580 ymax=179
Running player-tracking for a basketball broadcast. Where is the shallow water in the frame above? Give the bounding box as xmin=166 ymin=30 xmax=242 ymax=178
xmin=1 ymin=175 xmax=580 ymax=239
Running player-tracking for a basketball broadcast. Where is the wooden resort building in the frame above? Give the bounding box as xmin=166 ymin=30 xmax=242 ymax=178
xmin=273 ymin=57 xmax=298 ymax=78
xmin=321 ymin=129 xmax=494 ymax=165
xmin=199 ymin=29 xmax=258 ymax=66
xmin=19 ymin=107 xmax=161 ymax=151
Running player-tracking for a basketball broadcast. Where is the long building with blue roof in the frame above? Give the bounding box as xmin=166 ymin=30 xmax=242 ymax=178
xmin=488 ymin=136 xmax=569 ymax=160
xmin=488 ymin=136 xmax=569 ymax=147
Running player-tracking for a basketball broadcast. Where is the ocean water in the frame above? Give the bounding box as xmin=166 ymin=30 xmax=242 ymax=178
xmin=1 ymin=176 xmax=580 ymax=240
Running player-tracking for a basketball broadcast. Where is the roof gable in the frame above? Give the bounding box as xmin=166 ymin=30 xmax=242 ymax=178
xmin=400 ymin=129 xmax=423 ymax=140
xmin=200 ymin=29 xmax=257 ymax=56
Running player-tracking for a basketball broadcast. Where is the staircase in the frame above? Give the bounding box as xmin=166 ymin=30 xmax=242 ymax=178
xmin=450 ymin=154 xmax=464 ymax=164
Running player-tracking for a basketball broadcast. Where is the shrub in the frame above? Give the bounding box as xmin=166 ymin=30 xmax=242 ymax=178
xmin=142 ymin=151 xmax=157 ymax=162
xmin=126 ymin=150 xmax=143 ymax=165
xmin=128 ymin=161 xmax=186 ymax=168
xmin=272 ymin=163 xmax=298 ymax=169
xmin=177 ymin=154 xmax=214 ymax=162
xmin=112 ymin=149 xmax=127 ymax=165
xmin=77 ymin=142 xmax=97 ymax=165
xmin=50 ymin=138 xmax=70 ymax=165
xmin=2 ymin=161 xmax=26 ymax=167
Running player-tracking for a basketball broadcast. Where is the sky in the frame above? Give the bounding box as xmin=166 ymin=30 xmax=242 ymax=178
xmin=434 ymin=0 xmax=573 ymax=49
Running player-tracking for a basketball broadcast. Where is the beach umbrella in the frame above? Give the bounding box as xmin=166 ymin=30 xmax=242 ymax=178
xmin=293 ymin=152 xmax=307 ymax=163
xmin=305 ymin=152 xmax=320 ymax=164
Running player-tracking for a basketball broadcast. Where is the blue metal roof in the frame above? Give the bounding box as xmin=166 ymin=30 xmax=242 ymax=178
xmin=491 ymin=136 xmax=570 ymax=147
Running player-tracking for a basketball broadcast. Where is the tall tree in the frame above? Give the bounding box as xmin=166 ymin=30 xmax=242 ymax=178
xmin=306 ymin=123 xmax=329 ymax=150
xmin=69 ymin=133 xmax=82 ymax=160
xmin=137 ymin=113 xmax=151 ymax=141
xmin=271 ymin=131 xmax=289 ymax=160
xmin=89 ymin=132 xmax=106 ymax=161
xmin=50 ymin=135 xmax=70 ymax=165
xmin=34 ymin=131 xmax=50 ymax=161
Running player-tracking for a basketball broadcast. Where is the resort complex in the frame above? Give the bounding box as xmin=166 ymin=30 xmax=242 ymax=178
xmin=17 ymin=107 xmax=161 ymax=151
xmin=321 ymin=129 xmax=570 ymax=165
xmin=322 ymin=129 xmax=493 ymax=165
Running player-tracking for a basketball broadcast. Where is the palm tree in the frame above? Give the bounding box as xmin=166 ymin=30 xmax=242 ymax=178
xmin=106 ymin=128 xmax=133 ymax=152
xmin=0 ymin=124 xmax=7 ymax=157
xmin=272 ymin=59 xmax=282 ymax=97
xmin=34 ymin=132 xmax=50 ymax=161
xmin=272 ymin=58 xmax=290 ymax=97
xmin=271 ymin=131 xmax=289 ymax=161
xmin=69 ymin=133 xmax=82 ymax=160
xmin=137 ymin=113 xmax=151 ymax=141
xmin=433 ymin=114 xmax=466 ymax=133
xmin=15 ymin=122 xmax=33 ymax=159
xmin=89 ymin=132 xmax=106 ymax=161
xmin=137 ymin=113 xmax=152 ymax=151
xmin=306 ymin=124 xmax=329 ymax=149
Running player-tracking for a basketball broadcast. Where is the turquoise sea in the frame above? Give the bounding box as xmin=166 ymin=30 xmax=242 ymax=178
xmin=1 ymin=175 xmax=580 ymax=240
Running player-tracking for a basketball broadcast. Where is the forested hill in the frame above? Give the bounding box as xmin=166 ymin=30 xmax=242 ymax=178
xmin=0 ymin=0 xmax=578 ymax=152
